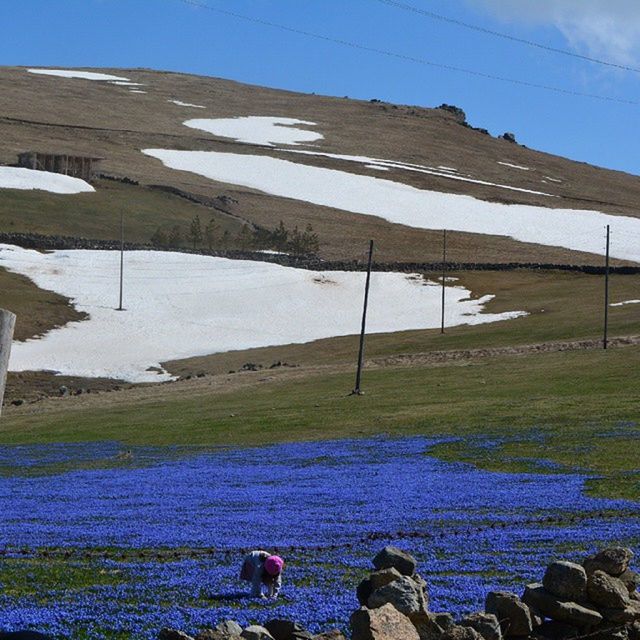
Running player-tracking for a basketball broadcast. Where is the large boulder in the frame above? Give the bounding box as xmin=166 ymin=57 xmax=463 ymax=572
xmin=368 ymin=575 xmax=428 ymax=616
xmin=588 ymin=570 xmax=631 ymax=609
xmin=533 ymin=621 xmax=580 ymax=640
xmin=241 ymin=628 xmax=275 ymax=640
xmin=485 ymin=591 xmax=534 ymax=637
xmin=216 ymin=621 xmax=243 ymax=637
xmin=601 ymin=600 xmax=640 ymax=624
xmin=433 ymin=613 xmax=455 ymax=631
xmin=409 ymin=612 xmax=446 ymax=640
xmin=357 ymin=577 xmax=374 ymax=607
xmin=350 ymin=604 xmax=420 ymax=640
xmin=264 ymin=620 xmax=314 ymax=640
xmin=523 ymin=583 xmax=603 ymax=627
xmin=543 ymin=562 xmax=587 ymax=601
xmin=584 ymin=548 xmax=634 ymax=577
xmin=459 ymin=613 xmax=502 ymax=640
xmin=619 ymin=570 xmax=640 ymax=594
xmin=370 ymin=568 xmax=403 ymax=591
xmin=373 ymin=546 xmax=417 ymax=576
xmin=441 ymin=626 xmax=484 ymax=640
xmin=312 ymin=632 xmax=347 ymax=640
xmin=159 ymin=631 xmax=195 ymax=640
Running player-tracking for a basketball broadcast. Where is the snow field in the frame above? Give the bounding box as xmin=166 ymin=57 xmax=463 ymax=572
xmin=184 ymin=116 xmax=324 ymax=146
xmin=143 ymin=149 xmax=640 ymax=262
xmin=0 ymin=167 xmax=95 ymax=194
xmin=1 ymin=245 xmax=525 ymax=382
xmin=27 ymin=69 xmax=131 ymax=82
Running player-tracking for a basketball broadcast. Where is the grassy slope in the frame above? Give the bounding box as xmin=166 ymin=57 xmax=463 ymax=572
xmin=1 ymin=346 xmax=638 ymax=498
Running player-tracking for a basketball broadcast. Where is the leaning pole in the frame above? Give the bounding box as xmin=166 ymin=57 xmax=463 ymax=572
xmin=0 ymin=309 xmax=16 ymax=416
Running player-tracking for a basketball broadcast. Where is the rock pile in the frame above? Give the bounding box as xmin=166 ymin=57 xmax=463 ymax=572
xmin=157 ymin=545 xmax=639 ymax=640
xmin=350 ymin=545 xmax=640 ymax=640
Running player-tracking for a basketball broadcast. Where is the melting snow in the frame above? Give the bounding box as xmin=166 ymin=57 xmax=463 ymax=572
xmin=498 ymin=162 xmax=531 ymax=171
xmin=184 ymin=116 xmax=324 ymax=146
xmin=0 ymin=167 xmax=95 ymax=194
xmin=610 ymin=299 xmax=640 ymax=307
xmin=28 ymin=69 xmax=130 ymax=82
xmin=1 ymin=245 xmax=524 ymax=382
xmin=143 ymin=149 xmax=640 ymax=262
xmin=169 ymin=100 xmax=206 ymax=109
xmin=280 ymin=149 xmax=555 ymax=197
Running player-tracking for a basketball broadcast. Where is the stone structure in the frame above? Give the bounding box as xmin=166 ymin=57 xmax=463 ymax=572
xmin=17 ymin=152 xmax=103 ymax=181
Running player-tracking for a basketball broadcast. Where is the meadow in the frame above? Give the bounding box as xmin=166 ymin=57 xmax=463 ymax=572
xmin=1 ymin=437 xmax=639 ymax=639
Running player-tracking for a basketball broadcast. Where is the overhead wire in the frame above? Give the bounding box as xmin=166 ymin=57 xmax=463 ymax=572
xmin=172 ymin=0 xmax=639 ymax=106
xmin=372 ymin=0 xmax=640 ymax=75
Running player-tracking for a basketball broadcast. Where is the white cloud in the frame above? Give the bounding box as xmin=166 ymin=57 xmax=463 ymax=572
xmin=466 ymin=0 xmax=640 ymax=66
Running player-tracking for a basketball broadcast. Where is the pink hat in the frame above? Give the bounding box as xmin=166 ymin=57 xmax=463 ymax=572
xmin=264 ymin=555 xmax=284 ymax=576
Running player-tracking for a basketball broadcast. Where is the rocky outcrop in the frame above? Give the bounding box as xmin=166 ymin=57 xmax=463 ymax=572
xmin=351 ymin=604 xmax=420 ymax=640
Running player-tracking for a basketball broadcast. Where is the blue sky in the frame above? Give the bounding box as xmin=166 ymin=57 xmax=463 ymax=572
xmin=1 ymin=0 xmax=639 ymax=175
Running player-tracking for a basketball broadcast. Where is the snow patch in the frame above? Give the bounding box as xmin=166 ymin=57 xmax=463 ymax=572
xmin=498 ymin=161 xmax=531 ymax=171
xmin=0 ymin=167 xmax=95 ymax=194
xmin=184 ymin=116 xmax=324 ymax=146
xmin=143 ymin=148 xmax=640 ymax=263
xmin=610 ymin=299 xmax=640 ymax=307
xmin=28 ymin=69 xmax=130 ymax=82
xmin=109 ymin=81 xmax=145 ymax=87
xmin=1 ymin=245 xmax=525 ymax=383
xmin=169 ymin=100 xmax=206 ymax=109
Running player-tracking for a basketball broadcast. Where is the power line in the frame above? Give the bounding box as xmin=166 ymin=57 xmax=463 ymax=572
xmin=172 ymin=0 xmax=639 ymax=106
xmin=372 ymin=0 xmax=640 ymax=75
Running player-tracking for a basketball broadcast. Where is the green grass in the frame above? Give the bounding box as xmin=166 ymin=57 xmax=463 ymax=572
xmin=2 ymin=346 xmax=639 ymax=499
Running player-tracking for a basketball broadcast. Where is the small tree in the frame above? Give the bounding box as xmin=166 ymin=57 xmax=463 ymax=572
xmin=237 ymin=224 xmax=252 ymax=250
xmin=189 ymin=215 xmax=203 ymax=250
xmin=272 ymin=220 xmax=289 ymax=251
xmin=150 ymin=227 xmax=168 ymax=247
xmin=168 ymin=225 xmax=182 ymax=248
xmin=301 ymin=224 xmax=320 ymax=254
xmin=204 ymin=218 xmax=219 ymax=251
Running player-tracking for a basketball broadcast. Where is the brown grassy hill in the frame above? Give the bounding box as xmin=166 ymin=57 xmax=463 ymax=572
xmin=1 ymin=66 xmax=639 ymax=265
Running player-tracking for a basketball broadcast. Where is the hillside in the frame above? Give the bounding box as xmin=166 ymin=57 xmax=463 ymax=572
xmin=1 ymin=66 xmax=640 ymax=265
xmin=0 ymin=66 xmax=639 ymax=409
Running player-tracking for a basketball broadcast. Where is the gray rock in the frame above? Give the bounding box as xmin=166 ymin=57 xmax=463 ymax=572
xmin=350 ymin=604 xmax=420 ymax=640
xmin=522 ymin=583 xmax=603 ymax=627
xmin=533 ymin=621 xmax=580 ymax=639
xmin=264 ymin=619 xmax=313 ymax=640
xmin=312 ymin=633 xmax=345 ymax=640
xmin=583 ymin=627 xmax=629 ymax=640
xmin=368 ymin=575 xmax=428 ymax=616
xmin=584 ymin=548 xmax=634 ymax=577
xmin=312 ymin=632 xmax=347 ymax=640
xmin=588 ymin=570 xmax=631 ymax=609
xmin=460 ymin=613 xmax=502 ymax=640
xmin=408 ymin=612 xmax=446 ymax=640
xmin=601 ymin=600 xmax=640 ymax=624
xmin=373 ymin=546 xmax=417 ymax=577
xmin=441 ymin=626 xmax=484 ymax=640
xmin=194 ymin=631 xmax=228 ymax=640
xmin=241 ymin=627 xmax=275 ymax=640
xmin=370 ymin=568 xmax=403 ymax=591
xmin=159 ymin=630 xmax=195 ymax=640
xmin=543 ymin=562 xmax=587 ymax=601
xmin=216 ymin=621 xmax=243 ymax=637
xmin=485 ymin=591 xmax=534 ymax=637
xmin=619 ymin=570 xmax=640 ymax=594
xmin=434 ymin=613 xmax=455 ymax=631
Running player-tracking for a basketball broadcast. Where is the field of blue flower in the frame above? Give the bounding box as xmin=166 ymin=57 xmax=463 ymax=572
xmin=0 ymin=437 xmax=638 ymax=639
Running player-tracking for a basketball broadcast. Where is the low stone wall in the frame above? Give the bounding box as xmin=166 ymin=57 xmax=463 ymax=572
xmin=0 ymin=232 xmax=638 ymax=275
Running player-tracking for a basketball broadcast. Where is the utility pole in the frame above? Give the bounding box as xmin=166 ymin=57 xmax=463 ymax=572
xmin=603 ymin=224 xmax=610 ymax=349
xmin=117 ymin=210 xmax=125 ymax=311
xmin=352 ymin=240 xmax=374 ymax=396
xmin=441 ymin=229 xmax=447 ymax=334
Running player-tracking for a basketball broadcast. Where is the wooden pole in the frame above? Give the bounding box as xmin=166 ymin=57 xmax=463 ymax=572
xmin=441 ymin=229 xmax=447 ymax=334
xmin=352 ymin=240 xmax=374 ymax=395
xmin=117 ymin=211 xmax=125 ymax=311
xmin=604 ymin=225 xmax=610 ymax=350
xmin=0 ymin=309 xmax=16 ymax=417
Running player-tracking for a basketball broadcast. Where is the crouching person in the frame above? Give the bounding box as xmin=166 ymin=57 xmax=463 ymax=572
xmin=240 ymin=550 xmax=284 ymax=599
